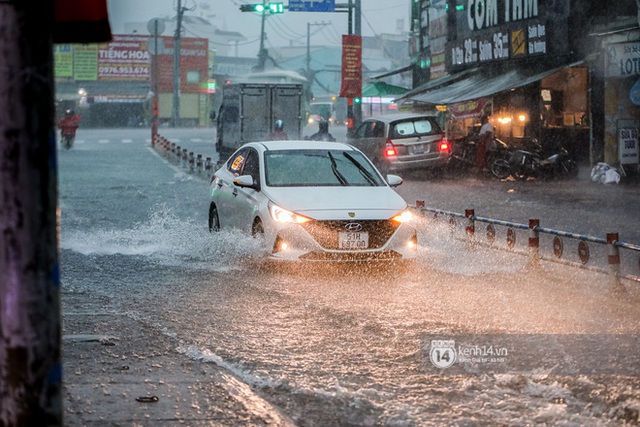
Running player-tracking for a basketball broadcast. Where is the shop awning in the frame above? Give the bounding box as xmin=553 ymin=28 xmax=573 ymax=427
xmin=396 ymin=67 xmax=478 ymax=102
xmin=398 ymin=60 xmax=585 ymax=105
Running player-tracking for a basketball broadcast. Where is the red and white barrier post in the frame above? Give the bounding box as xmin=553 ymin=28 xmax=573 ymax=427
xmin=528 ymin=219 xmax=540 ymax=269
xmin=465 ymin=209 xmax=475 ymax=249
xmin=607 ymin=233 xmax=626 ymax=293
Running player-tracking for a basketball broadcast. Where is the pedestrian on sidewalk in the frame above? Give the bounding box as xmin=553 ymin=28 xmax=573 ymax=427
xmin=477 ymin=115 xmax=494 ymax=172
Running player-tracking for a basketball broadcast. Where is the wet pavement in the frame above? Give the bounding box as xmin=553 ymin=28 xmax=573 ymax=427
xmin=59 ymin=128 xmax=640 ymax=426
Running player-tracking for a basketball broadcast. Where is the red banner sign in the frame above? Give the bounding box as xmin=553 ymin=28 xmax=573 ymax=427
xmin=340 ymin=35 xmax=362 ymax=99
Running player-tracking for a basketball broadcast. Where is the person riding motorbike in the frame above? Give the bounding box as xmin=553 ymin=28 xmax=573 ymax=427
xmin=268 ymin=119 xmax=289 ymax=140
xmin=58 ymin=109 xmax=80 ymax=149
xmin=306 ymin=120 xmax=336 ymax=142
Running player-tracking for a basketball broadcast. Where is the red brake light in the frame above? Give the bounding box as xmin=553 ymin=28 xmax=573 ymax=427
xmin=438 ymin=137 xmax=451 ymax=152
xmin=385 ymin=139 xmax=397 ymax=157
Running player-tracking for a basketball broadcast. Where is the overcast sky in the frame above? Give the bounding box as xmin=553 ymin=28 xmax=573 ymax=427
xmin=107 ymin=0 xmax=411 ymax=57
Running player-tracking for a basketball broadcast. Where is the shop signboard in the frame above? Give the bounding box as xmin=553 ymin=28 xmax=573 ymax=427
xmin=157 ymin=37 xmax=209 ymax=93
xmin=605 ymin=42 xmax=640 ymax=78
xmin=73 ymin=45 xmax=99 ymax=81
xmin=446 ymin=0 xmax=570 ymax=68
xmin=54 ymin=45 xmax=74 ymax=77
xmin=618 ymin=119 xmax=639 ymax=165
xmin=97 ymin=34 xmax=150 ymax=81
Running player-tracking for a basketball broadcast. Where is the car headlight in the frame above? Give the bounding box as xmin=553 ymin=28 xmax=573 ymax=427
xmin=391 ymin=210 xmax=414 ymax=223
xmin=269 ymin=203 xmax=310 ymax=224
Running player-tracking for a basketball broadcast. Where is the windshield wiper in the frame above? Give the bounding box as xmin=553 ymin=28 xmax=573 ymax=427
xmin=342 ymin=151 xmax=377 ymax=186
xmin=327 ymin=151 xmax=348 ymax=185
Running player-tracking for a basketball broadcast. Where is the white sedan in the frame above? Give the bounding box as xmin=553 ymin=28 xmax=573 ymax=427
xmin=208 ymin=140 xmax=417 ymax=262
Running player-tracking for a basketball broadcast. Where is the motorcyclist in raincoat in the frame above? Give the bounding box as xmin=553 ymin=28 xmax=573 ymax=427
xmin=58 ymin=109 xmax=80 ymax=149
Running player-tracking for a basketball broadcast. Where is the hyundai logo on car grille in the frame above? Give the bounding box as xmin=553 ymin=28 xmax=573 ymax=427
xmin=345 ymin=222 xmax=363 ymax=232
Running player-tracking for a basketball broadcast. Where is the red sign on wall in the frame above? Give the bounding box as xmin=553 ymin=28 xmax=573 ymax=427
xmin=340 ymin=35 xmax=362 ymax=99
xmin=156 ymin=37 xmax=209 ymax=94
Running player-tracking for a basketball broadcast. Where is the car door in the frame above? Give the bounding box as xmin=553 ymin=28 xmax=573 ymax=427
xmin=214 ymin=148 xmax=248 ymax=229
xmin=231 ymin=147 xmax=262 ymax=233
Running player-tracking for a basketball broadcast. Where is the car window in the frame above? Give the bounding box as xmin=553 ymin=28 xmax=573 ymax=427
xmin=371 ymin=122 xmax=385 ymax=137
xmin=227 ymin=149 xmax=248 ymax=175
xmin=363 ymin=121 xmax=385 ymax=138
xmin=242 ymin=148 xmax=260 ymax=186
xmin=265 ymin=149 xmax=385 ymax=187
xmin=355 ymin=122 xmax=369 ymax=138
xmin=390 ymin=118 xmax=440 ymax=139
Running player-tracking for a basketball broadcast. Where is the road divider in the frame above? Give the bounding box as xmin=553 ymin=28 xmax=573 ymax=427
xmin=413 ymin=201 xmax=640 ymax=293
xmin=153 ymin=133 xmax=215 ymax=179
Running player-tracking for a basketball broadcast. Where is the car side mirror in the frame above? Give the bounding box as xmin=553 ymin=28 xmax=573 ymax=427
xmin=233 ymin=175 xmax=259 ymax=191
xmin=386 ymin=174 xmax=403 ymax=187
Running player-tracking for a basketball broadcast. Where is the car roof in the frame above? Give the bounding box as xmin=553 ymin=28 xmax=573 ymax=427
xmin=362 ymin=112 xmax=438 ymax=123
xmin=248 ymin=140 xmax=356 ymax=152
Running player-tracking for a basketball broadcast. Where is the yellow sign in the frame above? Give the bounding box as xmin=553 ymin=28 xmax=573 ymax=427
xmin=73 ymin=45 xmax=98 ymax=81
xmin=54 ymin=45 xmax=73 ymax=77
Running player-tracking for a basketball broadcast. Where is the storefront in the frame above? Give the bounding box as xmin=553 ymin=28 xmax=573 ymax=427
xmin=402 ymin=0 xmax=604 ymax=162
xmin=599 ymin=38 xmax=640 ymax=174
xmin=54 ymin=34 xmax=210 ymax=127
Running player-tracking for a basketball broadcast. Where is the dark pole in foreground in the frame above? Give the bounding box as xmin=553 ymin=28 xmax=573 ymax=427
xmin=0 ymin=2 xmax=61 ymax=425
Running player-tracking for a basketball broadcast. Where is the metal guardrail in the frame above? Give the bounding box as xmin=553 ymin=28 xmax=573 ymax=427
xmin=413 ymin=201 xmax=640 ymax=292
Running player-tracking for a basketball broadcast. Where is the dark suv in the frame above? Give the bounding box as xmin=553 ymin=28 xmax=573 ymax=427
xmin=348 ymin=113 xmax=450 ymax=174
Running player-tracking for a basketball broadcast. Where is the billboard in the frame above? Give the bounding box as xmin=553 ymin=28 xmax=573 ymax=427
xmin=446 ymin=0 xmax=570 ymax=68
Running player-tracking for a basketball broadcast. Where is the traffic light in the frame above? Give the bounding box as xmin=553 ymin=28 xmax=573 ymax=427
xmin=239 ymin=3 xmax=283 ymax=13
xmin=240 ymin=4 xmax=265 ymax=12
xmin=353 ymin=97 xmax=361 ymax=104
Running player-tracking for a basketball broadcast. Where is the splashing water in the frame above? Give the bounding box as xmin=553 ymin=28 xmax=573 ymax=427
xmin=61 ymin=204 xmax=265 ymax=271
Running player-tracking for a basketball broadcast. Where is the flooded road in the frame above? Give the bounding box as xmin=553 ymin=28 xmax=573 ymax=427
xmin=60 ymin=129 xmax=640 ymax=426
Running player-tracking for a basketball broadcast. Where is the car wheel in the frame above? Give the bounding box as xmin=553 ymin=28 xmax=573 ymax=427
xmin=251 ymin=218 xmax=264 ymax=237
xmin=208 ymin=204 xmax=220 ymax=232
xmin=490 ymin=159 xmax=511 ymax=179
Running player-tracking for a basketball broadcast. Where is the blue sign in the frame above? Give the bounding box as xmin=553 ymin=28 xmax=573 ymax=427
xmin=288 ymin=0 xmax=335 ymax=12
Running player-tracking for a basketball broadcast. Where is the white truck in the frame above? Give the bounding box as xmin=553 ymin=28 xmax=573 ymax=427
xmin=215 ymin=83 xmax=304 ymax=160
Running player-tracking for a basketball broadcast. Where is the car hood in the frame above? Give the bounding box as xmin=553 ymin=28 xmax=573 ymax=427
xmin=265 ymin=186 xmax=408 ymax=220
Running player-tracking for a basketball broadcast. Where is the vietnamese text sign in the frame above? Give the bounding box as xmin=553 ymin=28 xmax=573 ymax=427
xmin=73 ymin=45 xmax=98 ymax=81
xmin=288 ymin=0 xmax=335 ymax=12
xmin=618 ymin=119 xmax=639 ymax=165
xmin=339 ymin=35 xmax=362 ymax=99
xmin=606 ymin=42 xmax=640 ymax=78
xmin=54 ymin=45 xmax=74 ymax=77
xmin=98 ymin=34 xmax=150 ymax=81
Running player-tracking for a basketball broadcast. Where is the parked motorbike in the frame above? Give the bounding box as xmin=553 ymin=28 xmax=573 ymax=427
xmin=447 ymin=135 xmax=511 ymax=175
xmin=490 ymin=140 xmax=578 ymax=180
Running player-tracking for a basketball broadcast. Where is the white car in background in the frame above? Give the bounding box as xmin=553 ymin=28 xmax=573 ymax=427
xmin=208 ymin=140 xmax=417 ymax=262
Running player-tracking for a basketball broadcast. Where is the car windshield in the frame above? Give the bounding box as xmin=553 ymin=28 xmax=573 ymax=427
xmin=389 ymin=118 xmax=441 ymax=139
xmin=265 ymin=149 xmax=386 ymax=187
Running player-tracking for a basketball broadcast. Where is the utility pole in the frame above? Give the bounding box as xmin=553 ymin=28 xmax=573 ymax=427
xmin=353 ymin=0 xmax=362 ymax=129
xmin=0 ymin=2 xmax=61 ymax=425
xmin=172 ymin=0 xmax=186 ymax=127
xmin=257 ymin=0 xmax=268 ymax=71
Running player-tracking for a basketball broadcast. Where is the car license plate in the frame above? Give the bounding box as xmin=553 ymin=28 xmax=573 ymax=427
xmin=412 ymin=144 xmax=426 ymax=154
xmin=338 ymin=232 xmax=369 ymax=250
